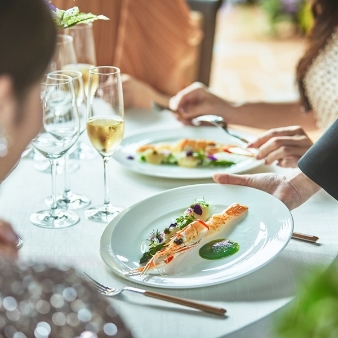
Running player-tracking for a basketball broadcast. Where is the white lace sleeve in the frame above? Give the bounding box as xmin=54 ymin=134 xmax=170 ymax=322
xmin=304 ymin=26 xmax=338 ymax=131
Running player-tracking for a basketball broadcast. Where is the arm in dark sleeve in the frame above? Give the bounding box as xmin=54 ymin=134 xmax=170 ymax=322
xmin=298 ymin=119 xmax=338 ymax=200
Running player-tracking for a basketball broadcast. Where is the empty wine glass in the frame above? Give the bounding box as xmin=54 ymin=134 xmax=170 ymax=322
xmin=45 ymin=70 xmax=91 ymax=210
xmin=36 ymin=34 xmax=80 ymax=174
xmin=63 ymin=23 xmax=97 ymax=160
xmin=30 ymin=74 xmax=80 ymax=228
xmin=85 ymin=66 xmax=124 ymax=223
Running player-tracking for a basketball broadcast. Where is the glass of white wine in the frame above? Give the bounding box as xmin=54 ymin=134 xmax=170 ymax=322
xmin=64 ymin=23 xmax=96 ymax=66
xmin=85 ymin=66 xmax=124 ymax=223
xmin=30 ymin=74 xmax=80 ymax=228
xmin=63 ymin=23 xmax=97 ymax=160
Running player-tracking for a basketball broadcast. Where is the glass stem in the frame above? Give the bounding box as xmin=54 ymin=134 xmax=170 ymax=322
xmin=50 ymin=159 xmax=58 ymax=213
xmin=103 ymin=156 xmax=110 ymax=206
xmin=63 ymin=153 xmax=70 ymax=197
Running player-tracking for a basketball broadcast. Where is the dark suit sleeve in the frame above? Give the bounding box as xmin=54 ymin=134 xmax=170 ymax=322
xmin=298 ymin=119 xmax=338 ymax=200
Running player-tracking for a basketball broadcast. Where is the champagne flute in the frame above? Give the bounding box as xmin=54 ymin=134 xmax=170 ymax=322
xmin=63 ymin=23 xmax=97 ymax=160
xmin=85 ymin=66 xmax=124 ymax=223
xmin=45 ymin=70 xmax=91 ymax=210
xmin=30 ymin=74 xmax=80 ymax=228
xmin=64 ymin=23 xmax=96 ymax=66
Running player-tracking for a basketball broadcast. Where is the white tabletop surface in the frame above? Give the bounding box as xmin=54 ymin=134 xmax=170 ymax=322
xmin=1 ymin=108 xmax=338 ymax=338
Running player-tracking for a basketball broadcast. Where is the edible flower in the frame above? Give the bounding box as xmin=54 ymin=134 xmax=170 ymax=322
xmin=191 ymin=203 xmax=202 ymax=215
xmin=148 ymin=230 xmax=164 ymax=246
xmin=46 ymin=1 xmax=109 ymax=29
xmin=208 ymin=154 xmax=217 ymax=161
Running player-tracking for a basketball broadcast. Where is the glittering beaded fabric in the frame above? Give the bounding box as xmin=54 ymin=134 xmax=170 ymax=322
xmin=304 ymin=26 xmax=338 ymax=131
xmin=0 ymin=259 xmax=133 ymax=338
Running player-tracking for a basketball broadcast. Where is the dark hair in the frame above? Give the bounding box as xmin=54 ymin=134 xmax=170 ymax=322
xmin=296 ymin=0 xmax=338 ymax=111
xmin=0 ymin=0 xmax=56 ymax=99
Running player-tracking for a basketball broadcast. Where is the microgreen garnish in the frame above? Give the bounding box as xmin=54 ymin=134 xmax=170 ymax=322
xmin=176 ymin=214 xmax=196 ymax=229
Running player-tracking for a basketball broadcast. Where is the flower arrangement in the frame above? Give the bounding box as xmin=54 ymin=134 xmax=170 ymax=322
xmin=46 ymin=1 xmax=109 ymax=29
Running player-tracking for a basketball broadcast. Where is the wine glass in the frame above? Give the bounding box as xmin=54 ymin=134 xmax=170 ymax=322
xmin=85 ymin=66 xmax=124 ymax=223
xmin=45 ymin=70 xmax=91 ymax=210
xmin=63 ymin=23 xmax=98 ymax=160
xmin=64 ymin=22 xmax=97 ymax=67
xmin=35 ymin=34 xmax=79 ymax=174
xmin=30 ymin=74 xmax=80 ymax=228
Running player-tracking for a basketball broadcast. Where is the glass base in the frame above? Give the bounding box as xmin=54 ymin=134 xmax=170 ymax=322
xmin=30 ymin=209 xmax=80 ymax=228
xmin=84 ymin=203 xmax=123 ymax=223
xmin=45 ymin=191 xmax=91 ymax=210
xmin=69 ymin=142 xmax=97 ymax=160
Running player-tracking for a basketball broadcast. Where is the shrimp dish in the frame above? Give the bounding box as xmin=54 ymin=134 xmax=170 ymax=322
xmin=139 ymin=198 xmax=210 ymax=264
xmin=133 ymin=203 xmax=248 ymax=275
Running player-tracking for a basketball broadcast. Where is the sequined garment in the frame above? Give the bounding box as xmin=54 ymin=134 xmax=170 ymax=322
xmin=0 ymin=259 xmax=132 ymax=338
xmin=304 ymin=27 xmax=338 ymax=131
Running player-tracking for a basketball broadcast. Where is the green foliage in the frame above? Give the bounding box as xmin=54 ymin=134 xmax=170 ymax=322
xmin=297 ymin=2 xmax=314 ymax=34
xmin=275 ymin=262 xmax=338 ymax=337
xmin=53 ymin=6 xmax=109 ymax=29
xmin=259 ymin=0 xmax=313 ymax=36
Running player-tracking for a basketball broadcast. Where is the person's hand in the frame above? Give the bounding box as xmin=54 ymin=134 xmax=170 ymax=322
xmin=213 ymin=169 xmax=321 ymax=210
xmin=169 ymin=82 xmax=228 ymax=125
xmin=121 ymin=74 xmax=170 ymax=109
xmin=248 ymin=126 xmax=313 ymax=168
xmin=0 ymin=219 xmax=19 ymax=259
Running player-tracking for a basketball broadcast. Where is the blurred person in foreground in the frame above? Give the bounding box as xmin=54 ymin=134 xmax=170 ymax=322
xmin=0 ymin=1 xmax=132 ymax=336
xmin=170 ymin=0 xmax=337 ymax=168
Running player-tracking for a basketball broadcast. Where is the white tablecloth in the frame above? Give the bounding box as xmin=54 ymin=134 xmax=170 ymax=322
xmin=1 ymin=108 xmax=338 ymax=338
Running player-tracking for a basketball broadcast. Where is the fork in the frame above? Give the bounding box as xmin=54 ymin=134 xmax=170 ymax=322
xmin=152 ymin=101 xmax=250 ymax=145
xmin=83 ymin=273 xmax=226 ymax=316
xmin=192 ymin=115 xmax=250 ymax=144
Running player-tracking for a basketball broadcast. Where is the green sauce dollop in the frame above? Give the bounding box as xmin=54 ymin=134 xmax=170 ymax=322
xmin=199 ymin=238 xmax=239 ymax=260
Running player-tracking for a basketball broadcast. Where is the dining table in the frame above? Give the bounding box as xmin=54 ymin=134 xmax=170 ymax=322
xmin=1 ymin=107 xmax=338 ymax=338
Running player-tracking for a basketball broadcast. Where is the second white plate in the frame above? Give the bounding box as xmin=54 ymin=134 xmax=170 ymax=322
xmin=113 ymin=126 xmax=262 ymax=179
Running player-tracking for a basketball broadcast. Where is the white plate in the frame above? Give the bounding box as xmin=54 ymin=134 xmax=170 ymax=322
xmin=100 ymin=184 xmax=293 ymax=289
xmin=113 ymin=126 xmax=262 ymax=179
